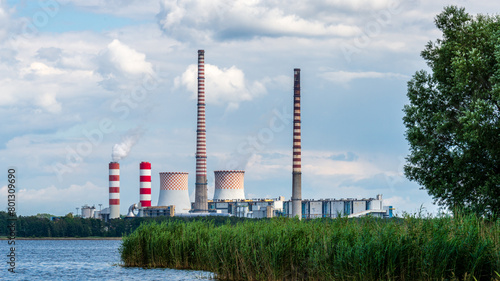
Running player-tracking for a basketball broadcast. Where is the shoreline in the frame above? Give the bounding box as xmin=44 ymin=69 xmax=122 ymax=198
xmin=0 ymin=237 xmax=123 ymax=240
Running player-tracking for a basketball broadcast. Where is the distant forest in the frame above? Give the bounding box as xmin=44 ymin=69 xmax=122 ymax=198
xmin=0 ymin=212 xmax=248 ymax=238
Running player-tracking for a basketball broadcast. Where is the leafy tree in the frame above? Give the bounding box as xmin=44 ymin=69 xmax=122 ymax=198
xmin=403 ymin=6 xmax=500 ymax=217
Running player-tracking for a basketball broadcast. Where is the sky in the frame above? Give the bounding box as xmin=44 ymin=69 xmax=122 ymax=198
xmin=0 ymin=0 xmax=496 ymax=216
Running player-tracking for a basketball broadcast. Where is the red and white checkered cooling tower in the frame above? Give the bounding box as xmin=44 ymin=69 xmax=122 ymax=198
xmin=109 ymin=162 xmax=120 ymax=219
xmin=158 ymin=172 xmax=191 ymax=213
xmin=213 ymin=170 xmax=245 ymax=201
xmin=139 ymin=162 xmax=151 ymax=207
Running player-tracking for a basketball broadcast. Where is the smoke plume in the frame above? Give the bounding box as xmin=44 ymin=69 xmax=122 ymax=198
xmin=111 ymin=128 xmax=144 ymax=161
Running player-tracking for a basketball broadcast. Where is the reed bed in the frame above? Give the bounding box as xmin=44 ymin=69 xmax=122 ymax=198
xmin=120 ymin=213 xmax=500 ymax=280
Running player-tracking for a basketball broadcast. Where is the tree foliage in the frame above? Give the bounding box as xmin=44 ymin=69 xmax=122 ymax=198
xmin=0 ymin=211 xmax=250 ymax=238
xmin=403 ymin=6 xmax=500 ymax=217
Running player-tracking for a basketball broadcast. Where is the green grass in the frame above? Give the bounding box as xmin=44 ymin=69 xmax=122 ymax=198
xmin=120 ymin=213 xmax=500 ymax=280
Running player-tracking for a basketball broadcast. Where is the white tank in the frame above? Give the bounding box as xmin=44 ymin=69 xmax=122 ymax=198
xmin=213 ymin=170 xmax=245 ymax=201
xmin=157 ymin=172 xmax=191 ymax=213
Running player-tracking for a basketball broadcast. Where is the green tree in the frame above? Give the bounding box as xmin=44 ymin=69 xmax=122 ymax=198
xmin=403 ymin=6 xmax=500 ymax=217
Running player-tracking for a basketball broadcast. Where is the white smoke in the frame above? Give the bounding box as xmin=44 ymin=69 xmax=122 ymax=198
xmin=111 ymin=128 xmax=144 ymax=162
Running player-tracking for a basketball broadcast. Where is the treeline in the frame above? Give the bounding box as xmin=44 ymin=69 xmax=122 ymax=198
xmin=0 ymin=212 xmax=248 ymax=238
xmin=121 ymin=214 xmax=500 ymax=281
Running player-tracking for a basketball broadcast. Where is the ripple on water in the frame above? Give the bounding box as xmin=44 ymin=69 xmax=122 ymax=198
xmin=8 ymin=240 xmax=216 ymax=281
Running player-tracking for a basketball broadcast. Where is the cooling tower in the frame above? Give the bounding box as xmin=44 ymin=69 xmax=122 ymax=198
xmin=158 ymin=172 xmax=191 ymax=213
xmin=213 ymin=170 xmax=245 ymax=201
xmin=109 ymin=162 xmax=120 ymax=219
xmin=139 ymin=162 xmax=151 ymax=207
xmin=194 ymin=49 xmax=208 ymax=212
xmin=292 ymin=68 xmax=302 ymax=220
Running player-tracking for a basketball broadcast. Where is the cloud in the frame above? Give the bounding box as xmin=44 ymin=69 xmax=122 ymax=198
xmin=36 ymin=47 xmax=63 ymax=61
xmin=0 ymin=1 xmax=9 ymax=40
xmin=35 ymin=92 xmax=62 ymax=114
xmin=319 ymin=70 xmax=409 ymax=84
xmin=329 ymin=151 xmax=359 ymax=162
xmin=175 ymin=63 xmax=266 ymax=111
xmin=157 ymin=0 xmax=361 ymax=42
xmin=21 ymin=62 xmax=65 ymax=76
xmin=97 ymin=39 xmax=153 ymax=90
xmin=1 ymin=182 xmax=106 ymax=215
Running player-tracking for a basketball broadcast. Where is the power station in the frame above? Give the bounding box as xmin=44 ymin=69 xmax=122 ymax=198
xmin=98 ymin=50 xmax=393 ymax=220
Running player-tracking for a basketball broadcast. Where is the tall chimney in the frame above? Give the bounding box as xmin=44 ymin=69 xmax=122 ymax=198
xmin=292 ymin=68 xmax=302 ymax=220
xmin=194 ymin=50 xmax=208 ymax=212
xmin=139 ymin=162 xmax=152 ymax=208
xmin=109 ymin=162 xmax=120 ymax=219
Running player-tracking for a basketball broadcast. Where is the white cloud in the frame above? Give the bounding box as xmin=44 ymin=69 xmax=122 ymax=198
xmin=100 ymin=39 xmax=153 ymax=75
xmin=319 ymin=70 xmax=409 ymax=84
xmin=1 ymin=182 xmax=106 ymax=215
xmin=303 ymin=153 xmax=382 ymax=180
xmin=175 ymin=63 xmax=266 ymax=111
xmin=157 ymin=0 xmax=361 ymax=41
xmin=97 ymin=39 xmax=154 ymax=90
xmin=21 ymin=62 xmax=65 ymax=76
xmin=35 ymin=92 xmax=62 ymax=114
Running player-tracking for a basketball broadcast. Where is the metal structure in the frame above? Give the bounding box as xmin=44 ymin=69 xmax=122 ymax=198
xmin=139 ymin=162 xmax=152 ymax=208
xmin=213 ymin=170 xmax=246 ymax=201
xmin=158 ymin=172 xmax=191 ymax=213
xmin=109 ymin=162 xmax=120 ymax=219
xmin=292 ymin=68 xmax=302 ymax=219
xmin=194 ymin=50 xmax=208 ymax=212
xmin=126 ymin=203 xmax=137 ymax=218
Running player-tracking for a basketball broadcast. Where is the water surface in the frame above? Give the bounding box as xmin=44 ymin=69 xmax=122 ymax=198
xmin=7 ymin=239 xmax=216 ymax=281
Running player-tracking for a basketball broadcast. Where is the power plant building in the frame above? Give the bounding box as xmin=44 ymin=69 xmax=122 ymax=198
xmin=101 ymin=54 xmax=397 ymax=220
xmin=283 ymin=195 xmax=393 ymax=218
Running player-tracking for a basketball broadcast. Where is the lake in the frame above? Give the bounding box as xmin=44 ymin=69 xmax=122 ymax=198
xmin=7 ymin=239 xmax=216 ymax=280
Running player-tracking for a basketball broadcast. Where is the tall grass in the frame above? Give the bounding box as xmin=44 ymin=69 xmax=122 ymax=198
xmin=120 ymin=213 xmax=500 ymax=280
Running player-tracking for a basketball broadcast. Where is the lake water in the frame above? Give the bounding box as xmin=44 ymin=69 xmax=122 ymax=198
xmin=6 ymin=239 xmax=217 ymax=281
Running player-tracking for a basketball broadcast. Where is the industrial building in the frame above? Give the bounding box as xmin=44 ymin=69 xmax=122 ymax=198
xmin=101 ymin=50 xmax=394 ymax=220
xmin=283 ymin=195 xmax=394 ymax=219
xmin=202 ymin=197 xmax=285 ymax=218
xmin=192 ymin=195 xmax=393 ymax=219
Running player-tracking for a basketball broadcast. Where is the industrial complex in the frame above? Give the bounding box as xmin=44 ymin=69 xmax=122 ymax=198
xmin=84 ymin=50 xmax=394 ymax=221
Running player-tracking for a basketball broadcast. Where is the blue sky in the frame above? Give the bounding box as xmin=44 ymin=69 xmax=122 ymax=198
xmin=0 ymin=0 xmax=495 ymax=216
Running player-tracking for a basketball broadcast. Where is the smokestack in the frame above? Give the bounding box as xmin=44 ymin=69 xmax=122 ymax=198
xmin=158 ymin=172 xmax=191 ymax=213
xmin=213 ymin=170 xmax=245 ymax=201
xmin=194 ymin=50 xmax=208 ymax=212
xmin=109 ymin=162 xmax=120 ymax=219
xmin=292 ymin=68 xmax=302 ymax=220
xmin=140 ymin=162 xmax=152 ymax=208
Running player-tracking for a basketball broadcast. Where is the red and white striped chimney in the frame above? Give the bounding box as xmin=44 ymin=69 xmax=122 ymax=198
xmin=194 ymin=49 xmax=208 ymax=212
xmin=291 ymin=68 xmax=302 ymax=219
xmin=140 ymin=162 xmax=152 ymax=208
xmin=109 ymin=162 xmax=120 ymax=219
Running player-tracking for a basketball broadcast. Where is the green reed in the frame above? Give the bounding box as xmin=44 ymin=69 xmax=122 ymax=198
xmin=120 ymin=213 xmax=500 ymax=280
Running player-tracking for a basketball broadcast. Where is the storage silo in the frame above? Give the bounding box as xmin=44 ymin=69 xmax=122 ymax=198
xmin=213 ymin=170 xmax=245 ymax=201
xmin=158 ymin=172 xmax=191 ymax=213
